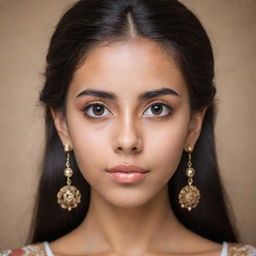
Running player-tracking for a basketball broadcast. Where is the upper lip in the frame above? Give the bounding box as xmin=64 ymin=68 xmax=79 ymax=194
xmin=106 ymin=164 xmax=149 ymax=173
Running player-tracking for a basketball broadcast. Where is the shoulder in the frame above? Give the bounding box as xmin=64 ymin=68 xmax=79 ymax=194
xmin=0 ymin=242 xmax=47 ymax=256
xmin=226 ymin=242 xmax=256 ymax=256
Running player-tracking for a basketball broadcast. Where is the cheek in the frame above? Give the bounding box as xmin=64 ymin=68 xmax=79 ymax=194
xmin=146 ymin=114 xmax=189 ymax=180
xmin=149 ymin=129 xmax=185 ymax=175
xmin=67 ymin=118 xmax=110 ymax=181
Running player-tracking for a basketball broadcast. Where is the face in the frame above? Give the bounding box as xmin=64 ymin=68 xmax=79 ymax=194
xmin=52 ymin=37 xmax=207 ymax=208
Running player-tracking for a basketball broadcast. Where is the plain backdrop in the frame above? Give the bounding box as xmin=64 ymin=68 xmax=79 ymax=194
xmin=0 ymin=0 xmax=255 ymax=249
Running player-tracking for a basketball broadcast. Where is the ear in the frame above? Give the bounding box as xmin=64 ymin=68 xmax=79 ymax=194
xmin=184 ymin=106 xmax=208 ymax=151
xmin=50 ymin=108 xmax=73 ymax=149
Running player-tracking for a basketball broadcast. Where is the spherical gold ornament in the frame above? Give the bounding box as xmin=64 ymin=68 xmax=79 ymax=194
xmin=178 ymin=184 xmax=200 ymax=211
xmin=57 ymin=185 xmax=81 ymax=211
xmin=64 ymin=167 xmax=73 ymax=177
xmin=186 ymin=167 xmax=195 ymax=177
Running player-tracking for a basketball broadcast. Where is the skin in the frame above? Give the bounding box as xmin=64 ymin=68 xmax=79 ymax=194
xmin=50 ymin=37 xmax=222 ymax=256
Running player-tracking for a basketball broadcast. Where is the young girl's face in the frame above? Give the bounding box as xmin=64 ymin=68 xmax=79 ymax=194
xmin=52 ymin=37 xmax=206 ymax=207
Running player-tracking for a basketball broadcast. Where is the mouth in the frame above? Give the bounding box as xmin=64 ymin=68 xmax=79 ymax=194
xmin=106 ymin=171 xmax=149 ymax=183
xmin=106 ymin=164 xmax=149 ymax=183
xmin=106 ymin=164 xmax=149 ymax=173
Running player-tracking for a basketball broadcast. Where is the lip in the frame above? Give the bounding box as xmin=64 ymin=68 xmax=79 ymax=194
xmin=106 ymin=164 xmax=149 ymax=184
xmin=106 ymin=164 xmax=148 ymax=173
xmin=106 ymin=171 xmax=148 ymax=183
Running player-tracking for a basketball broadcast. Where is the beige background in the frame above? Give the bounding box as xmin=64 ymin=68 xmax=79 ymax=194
xmin=0 ymin=0 xmax=255 ymax=250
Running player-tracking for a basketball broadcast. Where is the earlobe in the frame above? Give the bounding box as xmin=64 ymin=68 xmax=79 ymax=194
xmin=50 ymin=108 xmax=72 ymax=147
xmin=184 ymin=107 xmax=208 ymax=151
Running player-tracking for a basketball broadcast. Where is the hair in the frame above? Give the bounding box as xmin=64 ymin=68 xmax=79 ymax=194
xmin=27 ymin=0 xmax=240 ymax=244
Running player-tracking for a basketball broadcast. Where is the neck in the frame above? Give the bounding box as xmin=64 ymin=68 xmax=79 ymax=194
xmin=74 ymin=185 xmax=189 ymax=256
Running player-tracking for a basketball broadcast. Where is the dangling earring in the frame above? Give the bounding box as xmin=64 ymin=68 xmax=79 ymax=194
xmin=57 ymin=144 xmax=81 ymax=211
xmin=178 ymin=145 xmax=200 ymax=211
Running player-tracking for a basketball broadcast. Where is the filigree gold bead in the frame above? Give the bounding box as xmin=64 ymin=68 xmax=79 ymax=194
xmin=178 ymin=184 xmax=200 ymax=211
xmin=64 ymin=167 xmax=73 ymax=177
xmin=186 ymin=167 xmax=195 ymax=177
xmin=57 ymin=185 xmax=81 ymax=211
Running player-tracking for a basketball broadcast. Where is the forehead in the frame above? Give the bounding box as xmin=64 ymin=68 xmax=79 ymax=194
xmin=69 ymin=37 xmax=188 ymax=99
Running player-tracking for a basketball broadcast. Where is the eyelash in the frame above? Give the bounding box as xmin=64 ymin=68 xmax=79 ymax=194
xmin=82 ymin=101 xmax=174 ymax=120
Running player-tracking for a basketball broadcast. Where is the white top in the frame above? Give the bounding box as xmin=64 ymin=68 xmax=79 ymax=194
xmin=44 ymin=241 xmax=55 ymax=256
xmin=220 ymin=241 xmax=228 ymax=256
xmin=42 ymin=240 xmax=256 ymax=256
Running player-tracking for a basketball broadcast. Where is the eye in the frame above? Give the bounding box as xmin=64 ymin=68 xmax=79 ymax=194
xmin=83 ymin=102 xmax=174 ymax=120
xmin=83 ymin=103 xmax=111 ymax=119
xmin=144 ymin=102 xmax=173 ymax=118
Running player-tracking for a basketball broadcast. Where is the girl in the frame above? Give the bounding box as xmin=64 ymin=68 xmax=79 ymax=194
xmin=1 ymin=0 xmax=255 ymax=255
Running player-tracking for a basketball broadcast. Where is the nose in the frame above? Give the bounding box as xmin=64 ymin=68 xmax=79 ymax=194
xmin=113 ymin=115 xmax=143 ymax=154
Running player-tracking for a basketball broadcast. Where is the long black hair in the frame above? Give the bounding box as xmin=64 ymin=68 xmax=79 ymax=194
xmin=27 ymin=0 xmax=240 ymax=244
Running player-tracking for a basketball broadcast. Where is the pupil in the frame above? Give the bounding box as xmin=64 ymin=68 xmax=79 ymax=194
xmin=93 ymin=105 xmax=104 ymax=115
xmin=152 ymin=104 xmax=163 ymax=115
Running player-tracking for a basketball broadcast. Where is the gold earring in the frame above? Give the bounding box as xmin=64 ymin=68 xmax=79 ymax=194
xmin=57 ymin=144 xmax=81 ymax=211
xmin=178 ymin=145 xmax=200 ymax=211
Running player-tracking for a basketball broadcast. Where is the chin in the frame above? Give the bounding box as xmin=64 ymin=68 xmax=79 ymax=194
xmin=103 ymin=190 xmax=157 ymax=208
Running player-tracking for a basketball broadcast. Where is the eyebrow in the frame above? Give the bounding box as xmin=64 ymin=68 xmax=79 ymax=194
xmin=76 ymin=87 xmax=180 ymax=101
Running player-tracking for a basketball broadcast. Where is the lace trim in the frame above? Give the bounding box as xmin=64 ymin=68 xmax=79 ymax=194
xmin=0 ymin=243 xmax=47 ymax=256
xmin=228 ymin=243 xmax=256 ymax=256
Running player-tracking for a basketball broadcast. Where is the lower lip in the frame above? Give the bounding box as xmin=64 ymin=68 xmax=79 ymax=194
xmin=106 ymin=171 xmax=148 ymax=183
